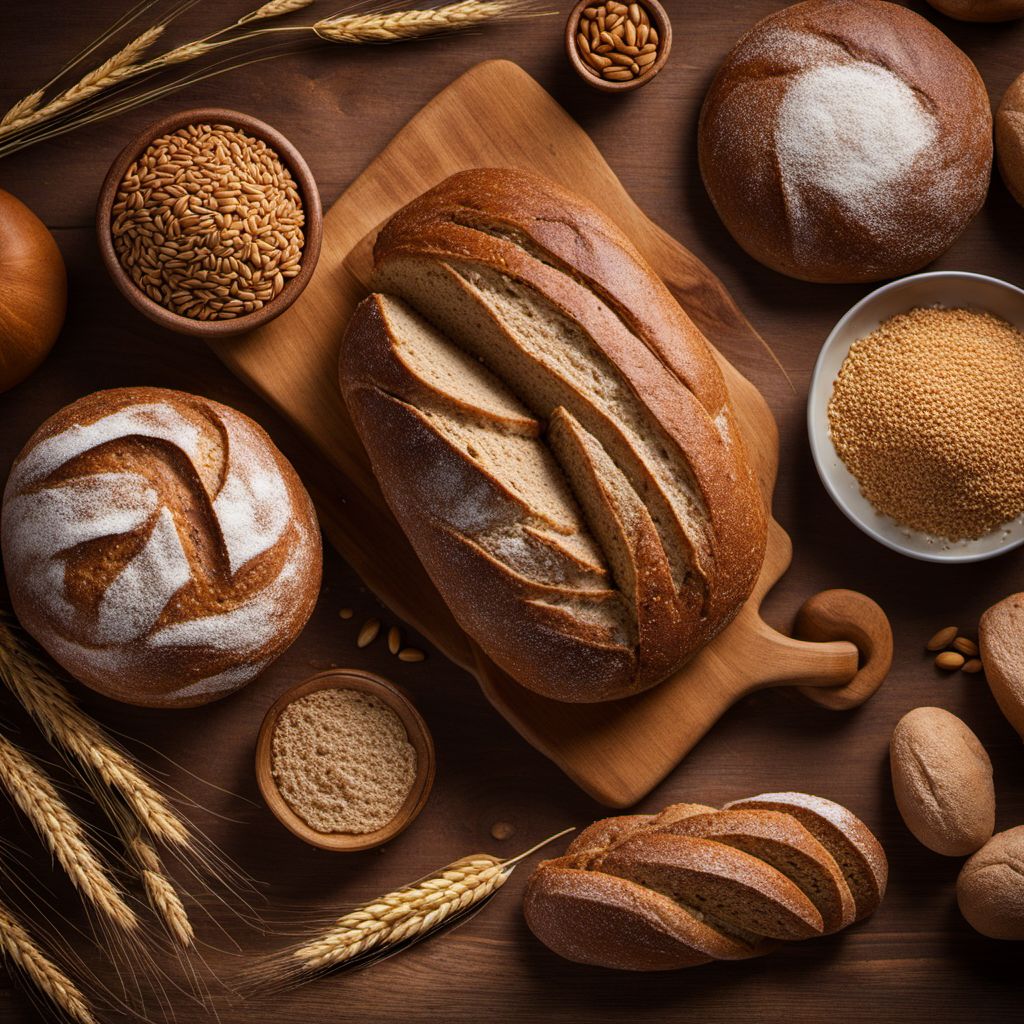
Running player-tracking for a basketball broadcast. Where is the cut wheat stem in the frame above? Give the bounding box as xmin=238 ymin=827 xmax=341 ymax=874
xmin=0 ymin=615 xmax=190 ymax=850
xmin=0 ymin=732 xmax=138 ymax=933
xmin=0 ymin=899 xmax=98 ymax=1024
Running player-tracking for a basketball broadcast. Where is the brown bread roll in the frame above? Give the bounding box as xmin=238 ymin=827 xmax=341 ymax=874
xmin=997 ymin=78 xmax=1024 ymax=209
xmin=890 ymin=708 xmax=995 ymax=856
xmin=340 ymin=168 xmax=767 ymax=703
xmin=957 ymin=827 xmax=1024 ymax=938
xmin=698 ymin=0 xmax=992 ymax=283
xmin=524 ymin=795 xmax=885 ymax=970
xmin=927 ymin=0 xmax=1024 ymax=19
xmin=1 ymin=388 xmax=322 ymax=708
xmin=979 ymin=593 xmax=1024 ymax=740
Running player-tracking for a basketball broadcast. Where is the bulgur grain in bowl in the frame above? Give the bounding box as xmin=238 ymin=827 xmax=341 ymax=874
xmin=809 ymin=271 xmax=1024 ymax=563
xmin=96 ymin=107 xmax=322 ymax=339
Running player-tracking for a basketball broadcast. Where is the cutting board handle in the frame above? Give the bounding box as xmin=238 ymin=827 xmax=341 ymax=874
xmin=793 ymin=589 xmax=893 ymax=710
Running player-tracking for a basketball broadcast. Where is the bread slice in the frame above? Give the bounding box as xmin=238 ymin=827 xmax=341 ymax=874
xmin=565 ymin=804 xmax=716 ymax=861
xmin=598 ymin=833 xmax=824 ymax=941
xmin=657 ymin=809 xmax=856 ymax=933
xmin=724 ymin=793 xmax=887 ymax=921
xmin=523 ymin=863 xmax=771 ymax=970
xmin=979 ymin=593 xmax=1024 ymax=741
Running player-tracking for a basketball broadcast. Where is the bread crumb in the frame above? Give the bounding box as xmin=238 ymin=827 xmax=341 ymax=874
xmin=271 ymin=688 xmax=416 ymax=835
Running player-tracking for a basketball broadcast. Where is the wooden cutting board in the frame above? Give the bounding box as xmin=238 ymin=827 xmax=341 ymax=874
xmin=207 ymin=59 xmax=889 ymax=807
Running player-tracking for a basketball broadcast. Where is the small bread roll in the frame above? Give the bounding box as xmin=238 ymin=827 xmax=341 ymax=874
xmin=997 ymin=77 xmax=1024 ymax=208
xmin=958 ymin=827 xmax=1024 ymax=938
xmin=927 ymin=0 xmax=1024 ymax=20
xmin=979 ymin=593 xmax=1024 ymax=740
xmin=890 ymin=707 xmax=994 ymax=856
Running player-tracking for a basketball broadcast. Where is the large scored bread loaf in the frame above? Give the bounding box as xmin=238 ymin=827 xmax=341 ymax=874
xmin=524 ymin=794 xmax=886 ymax=970
xmin=1 ymin=387 xmax=322 ymax=708
xmin=339 ymin=168 xmax=767 ymax=703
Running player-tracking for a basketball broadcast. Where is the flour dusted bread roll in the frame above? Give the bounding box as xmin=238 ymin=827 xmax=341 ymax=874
xmin=957 ymin=827 xmax=1024 ymax=939
xmin=927 ymin=0 xmax=1024 ymax=20
xmin=699 ymin=0 xmax=992 ymax=283
xmin=339 ymin=168 xmax=766 ymax=703
xmin=524 ymin=794 xmax=883 ymax=970
xmin=1 ymin=388 xmax=322 ymax=708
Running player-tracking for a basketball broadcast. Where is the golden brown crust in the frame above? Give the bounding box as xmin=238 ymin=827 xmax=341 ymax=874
xmin=1 ymin=387 xmax=321 ymax=708
xmin=340 ymin=169 xmax=766 ymax=702
xmin=980 ymin=593 xmax=1024 ymax=740
xmin=699 ymin=0 xmax=992 ymax=283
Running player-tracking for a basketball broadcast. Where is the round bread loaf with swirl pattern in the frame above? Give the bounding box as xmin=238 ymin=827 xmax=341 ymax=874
xmin=1 ymin=387 xmax=322 ymax=708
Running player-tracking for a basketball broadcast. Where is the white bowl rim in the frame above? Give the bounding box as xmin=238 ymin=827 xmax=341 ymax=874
xmin=807 ymin=269 xmax=1024 ymax=565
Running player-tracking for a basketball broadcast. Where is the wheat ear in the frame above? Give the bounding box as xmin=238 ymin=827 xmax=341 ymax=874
xmin=239 ymin=0 xmax=317 ymax=25
xmin=0 ymin=733 xmax=137 ymax=933
xmin=130 ymin=836 xmax=194 ymax=949
xmin=314 ymin=0 xmax=524 ymax=42
xmin=0 ymin=899 xmax=98 ymax=1024
xmin=0 ymin=617 xmax=190 ymax=849
xmin=0 ymin=24 xmax=164 ymax=138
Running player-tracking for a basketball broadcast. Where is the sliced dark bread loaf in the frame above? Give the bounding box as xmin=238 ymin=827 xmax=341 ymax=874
xmin=598 ymin=833 xmax=825 ymax=941
xmin=658 ymin=809 xmax=856 ymax=933
xmin=523 ymin=863 xmax=772 ymax=970
xmin=724 ymin=793 xmax=887 ymax=921
xmin=565 ymin=804 xmax=716 ymax=861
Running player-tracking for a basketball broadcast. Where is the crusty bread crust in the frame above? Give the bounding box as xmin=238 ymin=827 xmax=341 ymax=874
xmin=979 ymin=593 xmax=1024 ymax=740
xmin=698 ymin=0 xmax=992 ymax=283
xmin=1 ymin=387 xmax=322 ymax=708
xmin=340 ymin=168 xmax=766 ymax=702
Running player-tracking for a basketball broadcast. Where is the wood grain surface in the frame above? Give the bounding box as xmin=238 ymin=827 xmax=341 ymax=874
xmin=1 ymin=1 xmax=1023 ymax=1021
xmin=213 ymin=57 xmax=887 ymax=807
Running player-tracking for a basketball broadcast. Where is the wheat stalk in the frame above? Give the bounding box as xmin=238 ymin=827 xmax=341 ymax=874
xmin=0 ymin=733 xmax=138 ymax=933
xmin=0 ymin=899 xmax=97 ymax=1024
xmin=0 ymin=24 xmax=164 ymax=139
xmin=0 ymin=616 xmax=190 ymax=850
xmin=131 ymin=836 xmax=194 ymax=949
xmin=314 ymin=0 xmax=519 ymax=41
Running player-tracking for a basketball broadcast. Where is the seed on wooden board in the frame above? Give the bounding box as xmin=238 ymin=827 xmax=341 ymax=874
xmin=357 ymin=619 xmax=380 ymax=648
xmin=388 ymin=627 xmax=401 ymax=655
xmin=963 ymin=658 xmax=984 ymax=674
xmin=926 ymin=626 xmax=958 ymax=651
xmin=490 ymin=821 xmax=516 ymax=841
xmin=585 ymin=51 xmax=612 ymax=69
xmin=603 ymin=67 xmax=635 ymax=80
xmin=935 ymin=651 xmax=965 ymax=671
xmin=952 ymin=636 xmax=979 ymax=657
xmin=398 ymin=648 xmax=425 ymax=662
xmin=339 ymin=608 xmax=353 ymax=620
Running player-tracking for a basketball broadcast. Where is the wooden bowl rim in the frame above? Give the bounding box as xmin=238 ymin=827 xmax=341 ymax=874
xmin=95 ymin=106 xmax=323 ymax=339
xmin=564 ymin=0 xmax=673 ymax=94
xmin=254 ymin=668 xmax=436 ymax=852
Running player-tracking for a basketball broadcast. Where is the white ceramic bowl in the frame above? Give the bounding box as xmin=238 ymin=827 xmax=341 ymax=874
xmin=808 ymin=271 xmax=1024 ymax=564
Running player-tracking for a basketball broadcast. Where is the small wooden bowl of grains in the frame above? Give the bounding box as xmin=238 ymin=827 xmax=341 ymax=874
xmin=809 ymin=271 xmax=1024 ymax=563
xmin=565 ymin=0 xmax=672 ymax=93
xmin=96 ymin=107 xmax=322 ymax=338
xmin=255 ymin=669 xmax=435 ymax=852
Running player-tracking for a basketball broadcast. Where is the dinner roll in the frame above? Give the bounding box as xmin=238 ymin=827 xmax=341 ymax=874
xmin=979 ymin=593 xmax=1024 ymax=740
xmin=890 ymin=708 xmax=994 ymax=857
xmin=698 ymin=0 xmax=992 ymax=283
xmin=996 ymin=75 xmax=1024 ymax=208
xmin=927 ymin=0 xmax=1024 ymax=20
xmin=958 ymin=827 xmax=1024 ymax=939
xmin=1 ymin=387 xmax=322 ymax=708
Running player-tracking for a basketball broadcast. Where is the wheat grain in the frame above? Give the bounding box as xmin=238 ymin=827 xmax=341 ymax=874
xmin=0 ymin=617 xmax=190 ymax=849
xmin=0 ymin=900 xmax=97 ymax=1024
xmin=131 ymin=836 xmax=194 ymax=948
xmin=0 ymin=24 xmax=164 ymax=139
xmin=0 ymin=89 xmax=44 ymax=128
xmin=239 ymin=0 xmax=316 ymax=25
xmin=314 ymin=1 xmax=519 ymax=42
xmin=294 ymin=855 xmax=507 ymax=971
xmin=0 ymin=733 xmax=138 ymax=932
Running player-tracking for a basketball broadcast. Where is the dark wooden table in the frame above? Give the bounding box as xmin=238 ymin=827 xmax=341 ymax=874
xmin=2 ymin=2 xmax=1023 ymax=1021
